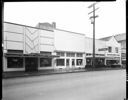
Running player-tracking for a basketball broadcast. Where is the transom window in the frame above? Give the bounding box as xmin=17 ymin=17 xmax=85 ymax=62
xmin=66 ymin=53 xmax=75 ymax=57
xmin=76 ymin=53 xmax=83 ymax=57
xmin=56 ymin=52 xmax=65 ymax=57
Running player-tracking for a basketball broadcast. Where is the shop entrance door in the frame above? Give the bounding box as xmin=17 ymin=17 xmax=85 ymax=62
xmin=25 ymin=57 xmax=38 ymax=72
xmin=66 ymin=59 xmax=70 ymax=69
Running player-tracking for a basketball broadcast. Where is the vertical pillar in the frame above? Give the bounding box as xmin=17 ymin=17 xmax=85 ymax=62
xmin=119 ymin=53 xmax=122 ymax=66
xmin=3 ymin=56 xmax=7 ymax=72
xmin=104 ymin=58 xmax=106 ymax=65
xmin=38 ymin=57 xmax=40 ymax=71
xmin=23 ymin=57 xmax=25 ymax=71
xmin=52 ymin=57 xmax=56 ymax=71
xmin=83 ymin=53 xmax=86 ymax=67
xmin=38 ymin=29 xmax=40 ymax=53
xmin=23 ymin=26 xmax=26 ymax=54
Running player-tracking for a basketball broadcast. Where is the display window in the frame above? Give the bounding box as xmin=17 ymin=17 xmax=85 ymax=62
xmin=72 ymin=59 xmax=75 ymax=66
xmin=86 ymin=58 xmax=92 ymax=65
xmin=40 ymin=58 xmax=52 ymax=67
xmin=95 ymin=58 xmax=104 ymax=65
xmin=56 ymin=59 xmax=65 ymax=66
xmin=76 ymin=59 xmax=83 ymax=66
xmin=66 ymin=59 xmax=70 ymax=66
xmin=7 ymin=57 xmax=23 ymax=68
xmin=106 ymin=60 xmax=119 ymax=65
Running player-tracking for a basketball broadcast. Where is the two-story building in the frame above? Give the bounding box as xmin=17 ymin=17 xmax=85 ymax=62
xmin=85 ymin=36 xmax=121 ymax=67
xmin=100 ymin=33 xmax=126 ymax=67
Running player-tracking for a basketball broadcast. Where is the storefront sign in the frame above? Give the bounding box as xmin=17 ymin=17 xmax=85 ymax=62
xmin=107 ymin=54 xmax=120 ymax=57
xmin=106 ymin=57 xmax=120 ymax=60
xmin=98 ymin=48 xmax=108 ymax=51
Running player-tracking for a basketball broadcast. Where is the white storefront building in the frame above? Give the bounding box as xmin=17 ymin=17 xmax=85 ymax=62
xmin=3 ymin=22 xmax=121 ymax=72
xmin=85 ymin=36 xmax=121 ymax=67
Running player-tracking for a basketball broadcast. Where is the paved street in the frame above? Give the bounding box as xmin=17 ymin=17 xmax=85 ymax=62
xmin=2 ymin=70 xmax=126 ymax=100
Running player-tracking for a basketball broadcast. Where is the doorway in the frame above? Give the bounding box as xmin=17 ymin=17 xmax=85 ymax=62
xmin=25 ymin=57 xmax=38 ymax=72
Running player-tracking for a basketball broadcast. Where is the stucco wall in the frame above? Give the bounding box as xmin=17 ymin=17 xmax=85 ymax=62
xmin=4 ymin=23 xmax=24 ymax=50
xmin=54 ymin=29 xmax=85 ymax=52
xmin=85 ymin=37 xmax=106 ymax=54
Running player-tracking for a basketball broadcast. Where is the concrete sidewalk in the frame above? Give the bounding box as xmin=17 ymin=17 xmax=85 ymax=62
xmin=2 ymin=68 xmax=124 ymax=79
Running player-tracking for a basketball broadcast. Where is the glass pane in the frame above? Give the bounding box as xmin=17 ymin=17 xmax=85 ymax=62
xmin=66 ymin=59 xmax=70 ymax=66
xmin=7 ymin=57 xmax=23 ymax=68
xmin=76 ymin=59 xmax=83 ymax=66
xmin=40 ymin=58 xmax=52 ymax=67
xmin=72 ymin=59 xmax=75 ymax=66
xmin=56 ymin=59 xmax=65 ymax=66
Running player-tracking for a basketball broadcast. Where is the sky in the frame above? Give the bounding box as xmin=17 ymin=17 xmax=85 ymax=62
xmin=3 ymin=0 xmax=126 ymax=39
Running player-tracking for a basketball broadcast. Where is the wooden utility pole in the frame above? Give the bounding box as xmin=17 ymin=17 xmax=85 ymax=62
xmin=88 ymin=3 xmax=99 ymax=68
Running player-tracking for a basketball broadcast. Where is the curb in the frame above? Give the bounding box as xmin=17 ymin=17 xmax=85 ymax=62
xmin=2 ymin=68 xmax=125 ymax=79
xmin=3 ymin=70 xmax=86 ymax=79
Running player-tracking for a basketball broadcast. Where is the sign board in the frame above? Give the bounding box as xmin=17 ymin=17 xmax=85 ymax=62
xmin=106 ymin=54 xmax=120 ymax=57
xmin=98 ymin=48 xmax=108 ymax=51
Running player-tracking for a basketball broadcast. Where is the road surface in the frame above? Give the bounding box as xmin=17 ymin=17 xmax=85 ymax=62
xmin=2 ymin=70 xmax=126 ymax=100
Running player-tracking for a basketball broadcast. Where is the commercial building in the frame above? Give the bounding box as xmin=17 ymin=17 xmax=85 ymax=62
xmin=3 ymin=22 xmax=85 ymax=72
xmin=3 ymin=22 xmax=122 ymax=72
xmin=100 ymin=33 xmax=126 ymax=67
xmin=85 ymin=36 xmax=121 ymax=67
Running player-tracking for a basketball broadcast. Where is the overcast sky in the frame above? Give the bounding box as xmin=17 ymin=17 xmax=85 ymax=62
xmin=4 ymin=0 xmax=126 ymax=39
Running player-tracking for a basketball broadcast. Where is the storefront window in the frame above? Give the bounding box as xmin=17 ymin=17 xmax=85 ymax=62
xmin=106 ymin=60 xmax=119 ymax=65
xmin=72 ymin=59 xmax=75 ymax=66
xmin=86 ymin=58 xmax=92 ymax=65
xmin=7 ymin=57 xmax=23 ymax=68
xmin=66 ymin=59 xmax=70 ymax=66
xmin=40 ymin=58 xmax=52 ymax=67
xmin=76 ymin=59 xmax=83 ymax=66
xmin=56 ymin=59 xmax=65 ymax=66
xmin=95 ymin=58 xmax=104 ymax=65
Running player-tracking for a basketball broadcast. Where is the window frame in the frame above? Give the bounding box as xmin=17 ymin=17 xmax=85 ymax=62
xmin=56 ymin=59 xmax=65 ymax=66
xmin=7 ymin=57 xmax=23 ymax=68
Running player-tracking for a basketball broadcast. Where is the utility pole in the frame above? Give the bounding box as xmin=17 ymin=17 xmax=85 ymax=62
xmin=88 ymin=2 xmax=99 ymax=68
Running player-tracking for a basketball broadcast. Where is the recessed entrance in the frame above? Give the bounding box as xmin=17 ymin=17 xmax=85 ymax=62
xmin=25 ymin=57 xmax=38 ymax=72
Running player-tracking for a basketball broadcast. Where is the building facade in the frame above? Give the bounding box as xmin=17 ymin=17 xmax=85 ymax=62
xmin=100 ymin=33 xmax=126 ymax=68
xmin=3 ymin=22 xmax=122 ymax=72
xmin=85 ymin=36 xmax=121 ymax=67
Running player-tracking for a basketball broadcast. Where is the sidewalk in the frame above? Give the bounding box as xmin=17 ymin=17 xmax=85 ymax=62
xmin=2 ymin=68 xmax=125 ymax=79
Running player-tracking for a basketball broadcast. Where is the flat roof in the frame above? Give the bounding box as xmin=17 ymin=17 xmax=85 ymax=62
xmin=4 ymin=21 xmax=54 ymax=32
xmin=4 ymin=21 xmax=86 ymax=36
xmin=55 ymin=28 xmax=85 ymax=36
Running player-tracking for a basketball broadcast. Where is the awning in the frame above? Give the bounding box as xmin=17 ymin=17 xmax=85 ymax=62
xmin=106 ymin=57 xmax=120 ymax=60
xmin=4 ymin=53 xmax=60 ymax=58
xmin=4 ymin=53 xmax=24 ymax=57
